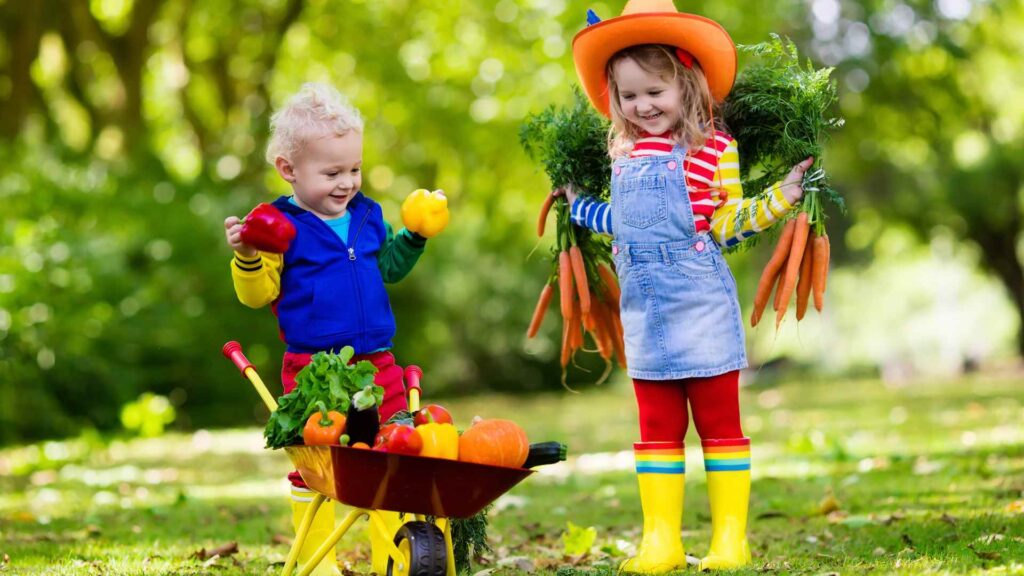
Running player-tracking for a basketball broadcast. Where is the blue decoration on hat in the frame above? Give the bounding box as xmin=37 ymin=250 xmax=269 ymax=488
xmin=586 ymin=9 xmax=601 ymax=26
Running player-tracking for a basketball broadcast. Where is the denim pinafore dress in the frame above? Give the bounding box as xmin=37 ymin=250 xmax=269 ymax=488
xmin=610 ymin=143 xmax=748 ymax=380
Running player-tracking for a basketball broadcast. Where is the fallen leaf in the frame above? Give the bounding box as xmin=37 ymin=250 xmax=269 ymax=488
xmin=818 ymin=492 xmax=841 ymax=515
xmin=192 ymin=541 xmax=239 ymax=561
xmin=940 ymin=513 xmax=957 ymax=526
xmin=1006 ymin=500 xmax=1024 ymax=514
xmin=873 ymin=547 xmax=886 ymax=557
xmin=272 ymin=534 xmax=292 ymax=546
xmin=497 ymin=556 xmax=536 ymax=573
xmin=967 ymin=544 xmax=1001 ymax=561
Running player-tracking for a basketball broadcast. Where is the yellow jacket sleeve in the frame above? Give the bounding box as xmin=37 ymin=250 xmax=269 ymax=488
xmin=230 ymin=251 xmax=283 ymax=308
xmin=708 ymin=137 xmax=794 ymax=248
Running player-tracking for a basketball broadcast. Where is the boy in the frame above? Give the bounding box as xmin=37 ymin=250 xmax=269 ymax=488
xmin=224 ymin=82 xmax=448 ymax=575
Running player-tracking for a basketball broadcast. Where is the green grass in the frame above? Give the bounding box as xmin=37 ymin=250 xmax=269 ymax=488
xmin=2 ymin=373 xmax=1024 ymax=574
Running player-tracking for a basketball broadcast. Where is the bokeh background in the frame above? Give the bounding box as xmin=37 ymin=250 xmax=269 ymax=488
xmin=2 ymin=0 xmax=1022 ymax=444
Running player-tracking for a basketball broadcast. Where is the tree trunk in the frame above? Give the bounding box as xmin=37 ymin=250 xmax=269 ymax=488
xmin=970 ymin=219 xmax=1024 ymax=359
xmin=0 ymin=1 xmax=45 ymax=139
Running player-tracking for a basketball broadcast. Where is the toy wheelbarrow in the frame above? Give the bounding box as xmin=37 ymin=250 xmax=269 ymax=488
xmin=222 ymin=342 xmax=565 ymax=576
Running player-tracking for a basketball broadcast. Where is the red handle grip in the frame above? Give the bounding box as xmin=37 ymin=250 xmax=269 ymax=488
xmin=404 ymin=365 xmax=423 ymax=393
xmin=222 ymin=341 xmax=254 ymax=376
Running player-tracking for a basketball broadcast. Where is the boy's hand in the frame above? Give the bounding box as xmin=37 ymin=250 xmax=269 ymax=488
xmin=781 ymin=156 xmax=815 ymax=204
xmin=401 ymin=189 xmax=449 ymax=238
xmin=224 ymin=216 xmax=258 ymax=258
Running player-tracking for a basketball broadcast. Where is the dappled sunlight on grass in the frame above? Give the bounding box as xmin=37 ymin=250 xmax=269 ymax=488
xmin=2 ymin=373 xmax=1023 ymax=573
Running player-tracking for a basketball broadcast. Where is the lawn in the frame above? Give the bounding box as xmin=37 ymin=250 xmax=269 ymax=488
xmin=2 ymin=371 xmax=1023 ymax=574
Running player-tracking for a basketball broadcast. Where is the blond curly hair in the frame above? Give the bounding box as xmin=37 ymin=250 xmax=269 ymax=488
xmin=265 ymin=82 xmax=364 ymax=164
xmin=606 ymin=45 xmax=723 ymax=159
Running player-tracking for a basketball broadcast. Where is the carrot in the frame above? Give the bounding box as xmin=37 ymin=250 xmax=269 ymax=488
xmin=527 ymin=284 xmax=554 ymax=338
xmin=795 ymin=236 xmax=814 ymax=320
xmin=772 ymin=255 xmax=787 ymax=312
xmin=812 ymin=233 xmax=829 ymax=312
xmin=537 ymin=191 xmax=556 ymax=237
xmin=582 ymin=309 xmax=597 ymax=332
xmin=597 ymin=263 xmax=621 ymax=306
xmin=608 ymin=305 xmax=626 ymax=368
xmin=568 ymin=246 xmax=591 ymax=315
xmin=751 ymin=218 xmax=796 ymax=327
xmin=569 ymin=298 xmax=584 ymax=351
xmin=823 ymin=234 xmax=831 ymax=293
xmin=591 ymin=301 xmax=614 ymax=361
xmin=775 ymin=211 xmax=810 ymax=329
xmin=560 ymin=313 xmax=572 ymax=367
xmin=558 ymin=251 xmax=573 ymax=319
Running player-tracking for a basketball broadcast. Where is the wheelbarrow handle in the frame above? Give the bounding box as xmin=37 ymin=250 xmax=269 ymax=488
xmin=404 ymin=365 xmax=423 ymax=413
xmin=222 ymin=341 xmax=254 ymax=375
xmin=222 ymin=341 xmax=279 ymax=412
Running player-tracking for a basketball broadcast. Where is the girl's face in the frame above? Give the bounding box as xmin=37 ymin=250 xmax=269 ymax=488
xmin=612 ymin=57 xmax=682 ymax=135
xmin=277 ymin=131 xmax=363 ymax=220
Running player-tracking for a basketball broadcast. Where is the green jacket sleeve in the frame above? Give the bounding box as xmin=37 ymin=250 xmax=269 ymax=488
xmin=378 ymin=222 xmax=427 ymax=283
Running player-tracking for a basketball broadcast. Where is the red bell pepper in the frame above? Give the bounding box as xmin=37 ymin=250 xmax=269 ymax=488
xmin=240 ymin=203 xmax=296 ymax=253
xmin=373 ymin=423 xmax=423 ymax=455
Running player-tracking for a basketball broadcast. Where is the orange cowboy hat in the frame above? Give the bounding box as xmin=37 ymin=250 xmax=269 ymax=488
xmin=572 ymin=0 xmax=737 ymax=117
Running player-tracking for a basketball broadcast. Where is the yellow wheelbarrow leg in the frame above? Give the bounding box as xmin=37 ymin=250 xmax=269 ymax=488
xmin=369 ymin=511 xmax=408 ymax=574
xmin=282 ymin=493 xmax=327 ymax=576
xmin=369 ymin=510 xmax=405 ymax=574
xmin=291 ymin=508 xmax=367 ymax=576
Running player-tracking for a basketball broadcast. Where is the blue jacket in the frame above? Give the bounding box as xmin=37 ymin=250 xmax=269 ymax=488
xmin=272 ymin=193 xmax=400 ymax=354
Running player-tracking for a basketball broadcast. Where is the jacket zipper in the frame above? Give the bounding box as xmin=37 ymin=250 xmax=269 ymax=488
xmin=348 ymin=206 xmax=373 ymax=349
xmin=348 ymin=208 xmax=372 ymax=261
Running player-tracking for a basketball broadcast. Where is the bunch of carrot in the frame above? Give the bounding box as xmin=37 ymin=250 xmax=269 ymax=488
xmin=750 ymin=188 xmax=831 ymax=329
xmin=528 ymin=189 xmax=626 ymax=382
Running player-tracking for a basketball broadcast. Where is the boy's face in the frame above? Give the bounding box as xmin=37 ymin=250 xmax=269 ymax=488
xmin=278 ymin=131 xmax=363 ymax=220
xmin=613 ymin=57 xmax=681 ymax=136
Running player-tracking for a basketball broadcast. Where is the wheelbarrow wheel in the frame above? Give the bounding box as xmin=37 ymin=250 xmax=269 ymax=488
xmin=386 ymin=521 xmax=447 ymax=576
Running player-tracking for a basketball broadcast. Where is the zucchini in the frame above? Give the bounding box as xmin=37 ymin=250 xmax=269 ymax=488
xmin=523 ymin=441 xmax=567 ymax=468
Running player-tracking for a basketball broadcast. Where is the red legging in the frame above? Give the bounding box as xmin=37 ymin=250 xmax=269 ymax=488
xmin=633 ymin=370 xmax=743 ymax=442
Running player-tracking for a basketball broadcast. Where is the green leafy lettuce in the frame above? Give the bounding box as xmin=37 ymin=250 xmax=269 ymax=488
xmin=263 ymin=347 xmax=380 ymax=449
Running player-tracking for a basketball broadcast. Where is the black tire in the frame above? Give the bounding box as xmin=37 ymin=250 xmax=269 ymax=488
xmin=386 ymin=521 xmax=447 ymax=576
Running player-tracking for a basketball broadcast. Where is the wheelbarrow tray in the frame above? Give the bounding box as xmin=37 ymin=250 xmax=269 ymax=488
xmin=285 ymin=445 xmax=532 ymax=519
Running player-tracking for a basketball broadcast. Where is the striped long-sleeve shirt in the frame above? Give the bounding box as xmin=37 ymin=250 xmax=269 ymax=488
xmin=570 ymin=131 xmax=793 ymax=247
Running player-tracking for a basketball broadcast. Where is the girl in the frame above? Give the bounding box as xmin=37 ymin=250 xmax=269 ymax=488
xmin=566 ymin=1 xmax=813 ymax=572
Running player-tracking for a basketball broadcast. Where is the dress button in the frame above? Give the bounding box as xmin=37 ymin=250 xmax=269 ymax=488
xmin=667 ymin=160 xmax=678 ymax=171
xmin=614 ymin=166 xmax=622 ymax=175
xmin=695 ymin=241 xmax=705 ymax=252
xmin=612 ymin=245 xmax=619 ymax=255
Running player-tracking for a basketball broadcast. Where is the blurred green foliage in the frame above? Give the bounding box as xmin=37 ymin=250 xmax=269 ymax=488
xmin=2 ymin=0 xmax=1022 ymax=443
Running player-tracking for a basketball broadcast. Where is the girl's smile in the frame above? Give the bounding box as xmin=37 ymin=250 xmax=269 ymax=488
xmin=612 ymin=57 xmax=682 ymax=134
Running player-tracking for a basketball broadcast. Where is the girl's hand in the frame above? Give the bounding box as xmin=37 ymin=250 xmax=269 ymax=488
xmin=552 ymin=183 xmax=578 ymax=206
xmin=224 ymin=216 xmax=258 ymax=258
xmin=781 ymin=156 xmax=815 ymax=204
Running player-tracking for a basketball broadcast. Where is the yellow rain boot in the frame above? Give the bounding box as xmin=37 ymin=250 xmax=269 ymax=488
xmin=698 ymin=438 xmax=752 ymax=570
xmin=619 ymin=441 xmax=686 ymax=575
xmin=290 ymin=485 xmax=341 ymax=576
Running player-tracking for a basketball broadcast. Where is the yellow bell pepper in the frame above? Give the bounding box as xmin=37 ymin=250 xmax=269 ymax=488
xmin=401 ymin=189 xmax=450 ymax=238
xmin=416 ymin=422 xmax=459 ymax=460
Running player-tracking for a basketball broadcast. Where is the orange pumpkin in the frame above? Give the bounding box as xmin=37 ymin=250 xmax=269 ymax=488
xmin=458 ymin=418 xmax=529 ymax=468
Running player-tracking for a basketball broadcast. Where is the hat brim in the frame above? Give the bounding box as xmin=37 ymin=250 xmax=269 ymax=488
xmin=572 ymin=12 xmax=736 ymax=117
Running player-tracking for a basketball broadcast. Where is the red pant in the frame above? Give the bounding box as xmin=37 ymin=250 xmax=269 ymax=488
xmin=633 ymin=370 xmax=743 ymax=442
xmin=283 ymin=350 xmax=409 ymax=488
